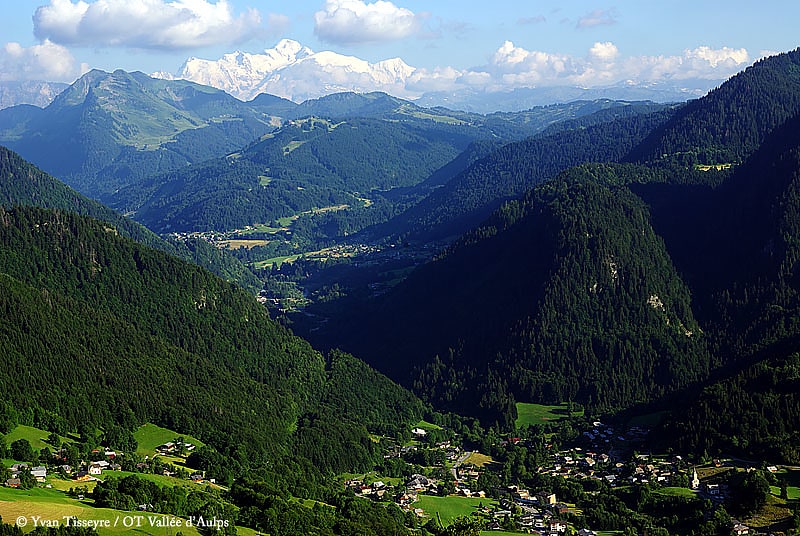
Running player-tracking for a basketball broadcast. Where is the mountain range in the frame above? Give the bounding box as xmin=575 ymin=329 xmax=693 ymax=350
xmin=153 ymin=39 xmax=719 ymax=112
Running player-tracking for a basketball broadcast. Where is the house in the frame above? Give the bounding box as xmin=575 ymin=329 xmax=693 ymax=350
xmin=5 ymin=478 xmax=21 ymax=488
xmin=88 ymin=464 xmax=103 ymax=476
xmin=31 ymin=466 xmax=47 ymax=481
xmin=411 ymin=428 xmax=427 ymax=438
xmin=577 ymin=529 xmax=598 ymax=536
xmin=550 ymin=520 xmax=568 ymax=533
xmin=75 ymin=471 xmax=91 ymax=482
xmin=406 ymin=474 xmax=431 ymax=491
xmin=732 ymin=522 xmax=750 ymax=536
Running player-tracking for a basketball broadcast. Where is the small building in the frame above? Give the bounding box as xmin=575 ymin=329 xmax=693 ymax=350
xmin=5 ymin=478 xmax=21 ymax=488
xmin=31 ymin=466 xmax=47 ymax=481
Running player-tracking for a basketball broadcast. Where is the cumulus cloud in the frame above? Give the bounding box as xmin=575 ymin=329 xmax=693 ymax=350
xmin=576 ymin=9 xmax=617 ymax=29
xmin=589 ymin=41 xmax=619 ymax=62
xmin=33 ymin=0 xmax=271 ymax=50
xmin=0 ymin=39 xmax=89 ymax=82
xmin=314 ymin=0 xmax=422 ymax=44
xmin=475 ymin=42 xmax=751 ymax=90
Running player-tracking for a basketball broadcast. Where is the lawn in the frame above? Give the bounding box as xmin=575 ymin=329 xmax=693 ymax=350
xmin=515 ymin=403 xmax=583 ymax=428
xmin=656 ymin=487 xmax=698 ymax=498
xmin=133 ymin=423 xmax=204 ymax=457
xmin=415 ymin=495 xmax=495 ymax=526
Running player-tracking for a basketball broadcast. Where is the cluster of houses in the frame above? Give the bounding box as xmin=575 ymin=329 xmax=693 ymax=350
xmin=155 ymin=440 xmax=196 ymax=455
xmin=4 ymin=449 xmax=125 ymax=488
xmin=5 ymin=463 xmax=48 ymax=487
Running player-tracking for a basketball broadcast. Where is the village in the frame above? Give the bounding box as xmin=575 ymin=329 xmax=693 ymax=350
xmin=0 ymin=417 xmax=790 ymax=535
xmin=343 ymin=421 xmax=778 ymax=536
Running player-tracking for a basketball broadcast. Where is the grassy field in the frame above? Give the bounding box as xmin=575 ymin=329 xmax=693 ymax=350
xmin=514 ymin=403 xmax=583 ymax=428
xmin=133 ymin=423 xmax=205 ymax=457
xmin=415 ymin=495 xmax=495 ymax=526
xmin=216 ymin=239 xmax=269 ymax=250
xmin=656 ymin=487 xmax=698 ymax=498
xmin=5 ymin=425 xmax=58 ymax=452
xmin=770 ymin=468 xmax=800 ymax=499
xmin=464 ymin=452 xmax=494 ymax=468
xmin=0 ymin=485 xmax=205 ymax=535
xmin=413 ymin=420 xmax=443 ymax=431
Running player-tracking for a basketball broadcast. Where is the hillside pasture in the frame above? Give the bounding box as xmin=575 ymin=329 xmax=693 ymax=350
xmin=515 ymin=402 xmax=583 ymax=428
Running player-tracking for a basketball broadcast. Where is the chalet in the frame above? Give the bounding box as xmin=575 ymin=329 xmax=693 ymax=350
xmin=406 ymin=474 xmax=431 ymax=491
xmin=395 ymin=491 xmax=418 ymax=506
xmin=550 ymin=520 xmax=568 ymax=533
xmin=60 ymin=465 xmax=73 ymax=474
xmin=88 ymin=464 xmax=103 ymax=476
xmin=411 ymin=427 xmax=427 ymax=438
xmin=31 ymin=466 xmax=47 ymax=481
xmin=190 ymin=474 xmax=204 ymax=483
xmin=75 ymin=471 xmax=91 ymax=482
xmin=157 ymin=442 xmax=176 ymax=453
xmin=5 ymin=478 xmax=21 ymax=488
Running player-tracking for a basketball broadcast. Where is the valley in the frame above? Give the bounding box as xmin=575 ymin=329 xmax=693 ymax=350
xmin=1 ymin=39 xmax=800 ymax=536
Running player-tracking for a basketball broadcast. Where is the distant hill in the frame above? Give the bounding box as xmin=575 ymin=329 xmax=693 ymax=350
xmin=0 ymin=69 xmax=285 ymax=198
xmin=115 ymin=97 xmax=658 ymax=234
xmin=365 ymin=102 xmax=672 ymax=243
xmin=0 ymin=80 xmax=67 ymax=109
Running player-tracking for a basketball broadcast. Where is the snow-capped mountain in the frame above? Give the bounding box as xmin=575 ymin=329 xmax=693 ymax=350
xmin=153 ymin=39 xmax=417 ymax=102
xmin=153 ymin=39 xmax=720 ymax=111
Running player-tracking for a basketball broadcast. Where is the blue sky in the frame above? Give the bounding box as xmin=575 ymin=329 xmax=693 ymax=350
xmin=1 ymin=0 xmax=798 ymax=89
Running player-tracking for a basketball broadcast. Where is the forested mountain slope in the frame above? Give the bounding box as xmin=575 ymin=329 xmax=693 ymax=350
xmin=626 ymin=47 xmax=800 ymax=166
xmin=369 ymin=105 xmax=672 ymax=243
xmin=0 ymin=203 xmax=424 ymax=475
xmin=315 ymin=164 xmax=710 ymax=425
xmin=0 ymin=146 xmax=261 ymax=291
xmin=304 ymin=48 xmax=800 ymax=441
xmin=639 ymin=110 xmax=800 ymax=462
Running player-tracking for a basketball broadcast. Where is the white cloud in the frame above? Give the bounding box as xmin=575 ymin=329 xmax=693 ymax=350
xmin=314 ymin=0 xmax=422 ymax=44
xmin=475 ymin=42 xmax=751 ymax=90
xmin=589 ymin=42 xmax=619 ymax=63
xmin=576 ymin=9 xmax=617 ymax=29
xmin=33 ymin=0 xmax=271 ymax=50
xmin=0 ymin=40 xmax=89 ymax=82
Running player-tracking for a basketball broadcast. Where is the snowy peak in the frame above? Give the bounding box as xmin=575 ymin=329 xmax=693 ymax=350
xmin=152 ymin=40 xmax=418 ymax=102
